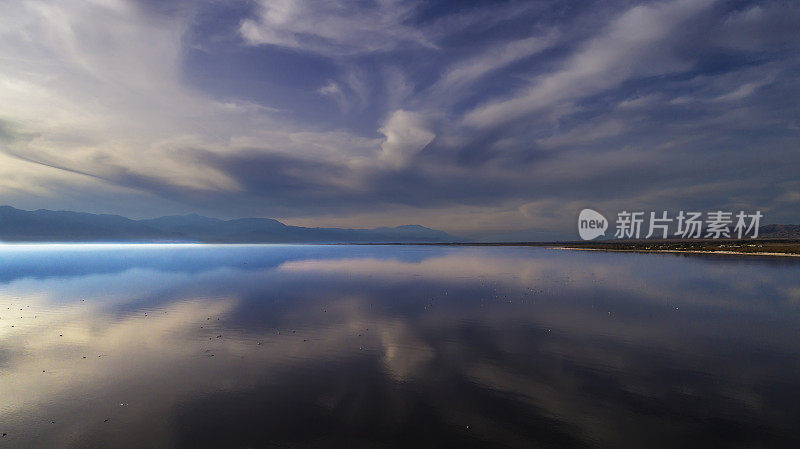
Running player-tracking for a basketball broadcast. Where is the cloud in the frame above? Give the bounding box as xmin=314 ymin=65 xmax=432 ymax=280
xmin=537 ymin=119 xmax=625 ymax=149
xmin=429 ymin=33 xmax=557 ymax=100
xmin=712 ymin=80 xmax=768 ymax=102
xmin=0 ymin=0 xmax=249 ymax=191
xmin=378 ymin=110 xmax=435 ymax=169
xmin=239 ymin=0 xmax=432 ymax=55
xmin=316 ymin=80 xmax=347 ymax=110
xmin=462 ymin=0 xmax=715 ymax=128
xmin=0 ymin=0 xmax=799 ymax=233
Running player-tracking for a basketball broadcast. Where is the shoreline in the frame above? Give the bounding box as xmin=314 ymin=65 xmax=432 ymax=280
xmin=549 ymin=246 xmax=800 ymax=258
xmin=1 ymin=240 xmax=799 ymax=257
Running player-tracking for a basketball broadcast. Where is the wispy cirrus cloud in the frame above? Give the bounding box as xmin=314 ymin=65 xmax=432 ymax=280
xmin=0 ymin=0 xmax=798 ymax=233
xmin=239 ymin=0 xmax=432 ymax=55
xmin=462 ymin=0 xmax=716 ymax=128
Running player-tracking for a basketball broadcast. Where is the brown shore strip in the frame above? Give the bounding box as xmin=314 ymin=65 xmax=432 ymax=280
xmin=351 ymin=239 xmax=800 ymax=257
xmin=548 ymin=239 xmax=800 ymax=257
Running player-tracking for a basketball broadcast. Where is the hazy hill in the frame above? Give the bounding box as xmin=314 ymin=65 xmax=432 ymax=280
xmin=758 ymin=224 xmax=800 ymax=239
xmin=0 ymin=206 xmax=458 ymax=243
xmin=0 ymin=206 xmax=166 ymax=242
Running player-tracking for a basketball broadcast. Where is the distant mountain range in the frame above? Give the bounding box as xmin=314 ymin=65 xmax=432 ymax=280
xmin=0 ymin=206 xmax=458 ymax=243
xmin=1 ymin=206 xmax=797 ymax=243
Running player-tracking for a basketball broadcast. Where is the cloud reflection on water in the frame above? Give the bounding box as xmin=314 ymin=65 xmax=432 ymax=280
xmin=1 ymin=245 xmax=799 ymax=448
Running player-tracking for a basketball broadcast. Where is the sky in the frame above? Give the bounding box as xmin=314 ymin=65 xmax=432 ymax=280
xmin=0 ymin=0 xmax=798 ymax=237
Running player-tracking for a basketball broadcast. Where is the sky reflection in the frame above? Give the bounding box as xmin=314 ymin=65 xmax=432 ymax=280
xmin=1 ymin=245 xmax=799 ymax=448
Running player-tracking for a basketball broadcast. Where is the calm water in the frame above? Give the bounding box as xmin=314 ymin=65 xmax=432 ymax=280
xmin=1 ymin=244 xmax=800 ymax=448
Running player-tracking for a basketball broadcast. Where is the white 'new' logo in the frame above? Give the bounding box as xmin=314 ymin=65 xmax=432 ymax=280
xmin=578 ymin=209 xmax=607 ymax=240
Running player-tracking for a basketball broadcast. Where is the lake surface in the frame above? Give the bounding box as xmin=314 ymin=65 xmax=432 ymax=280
xmin=1 ymin=244 xmax=800 ymax=448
